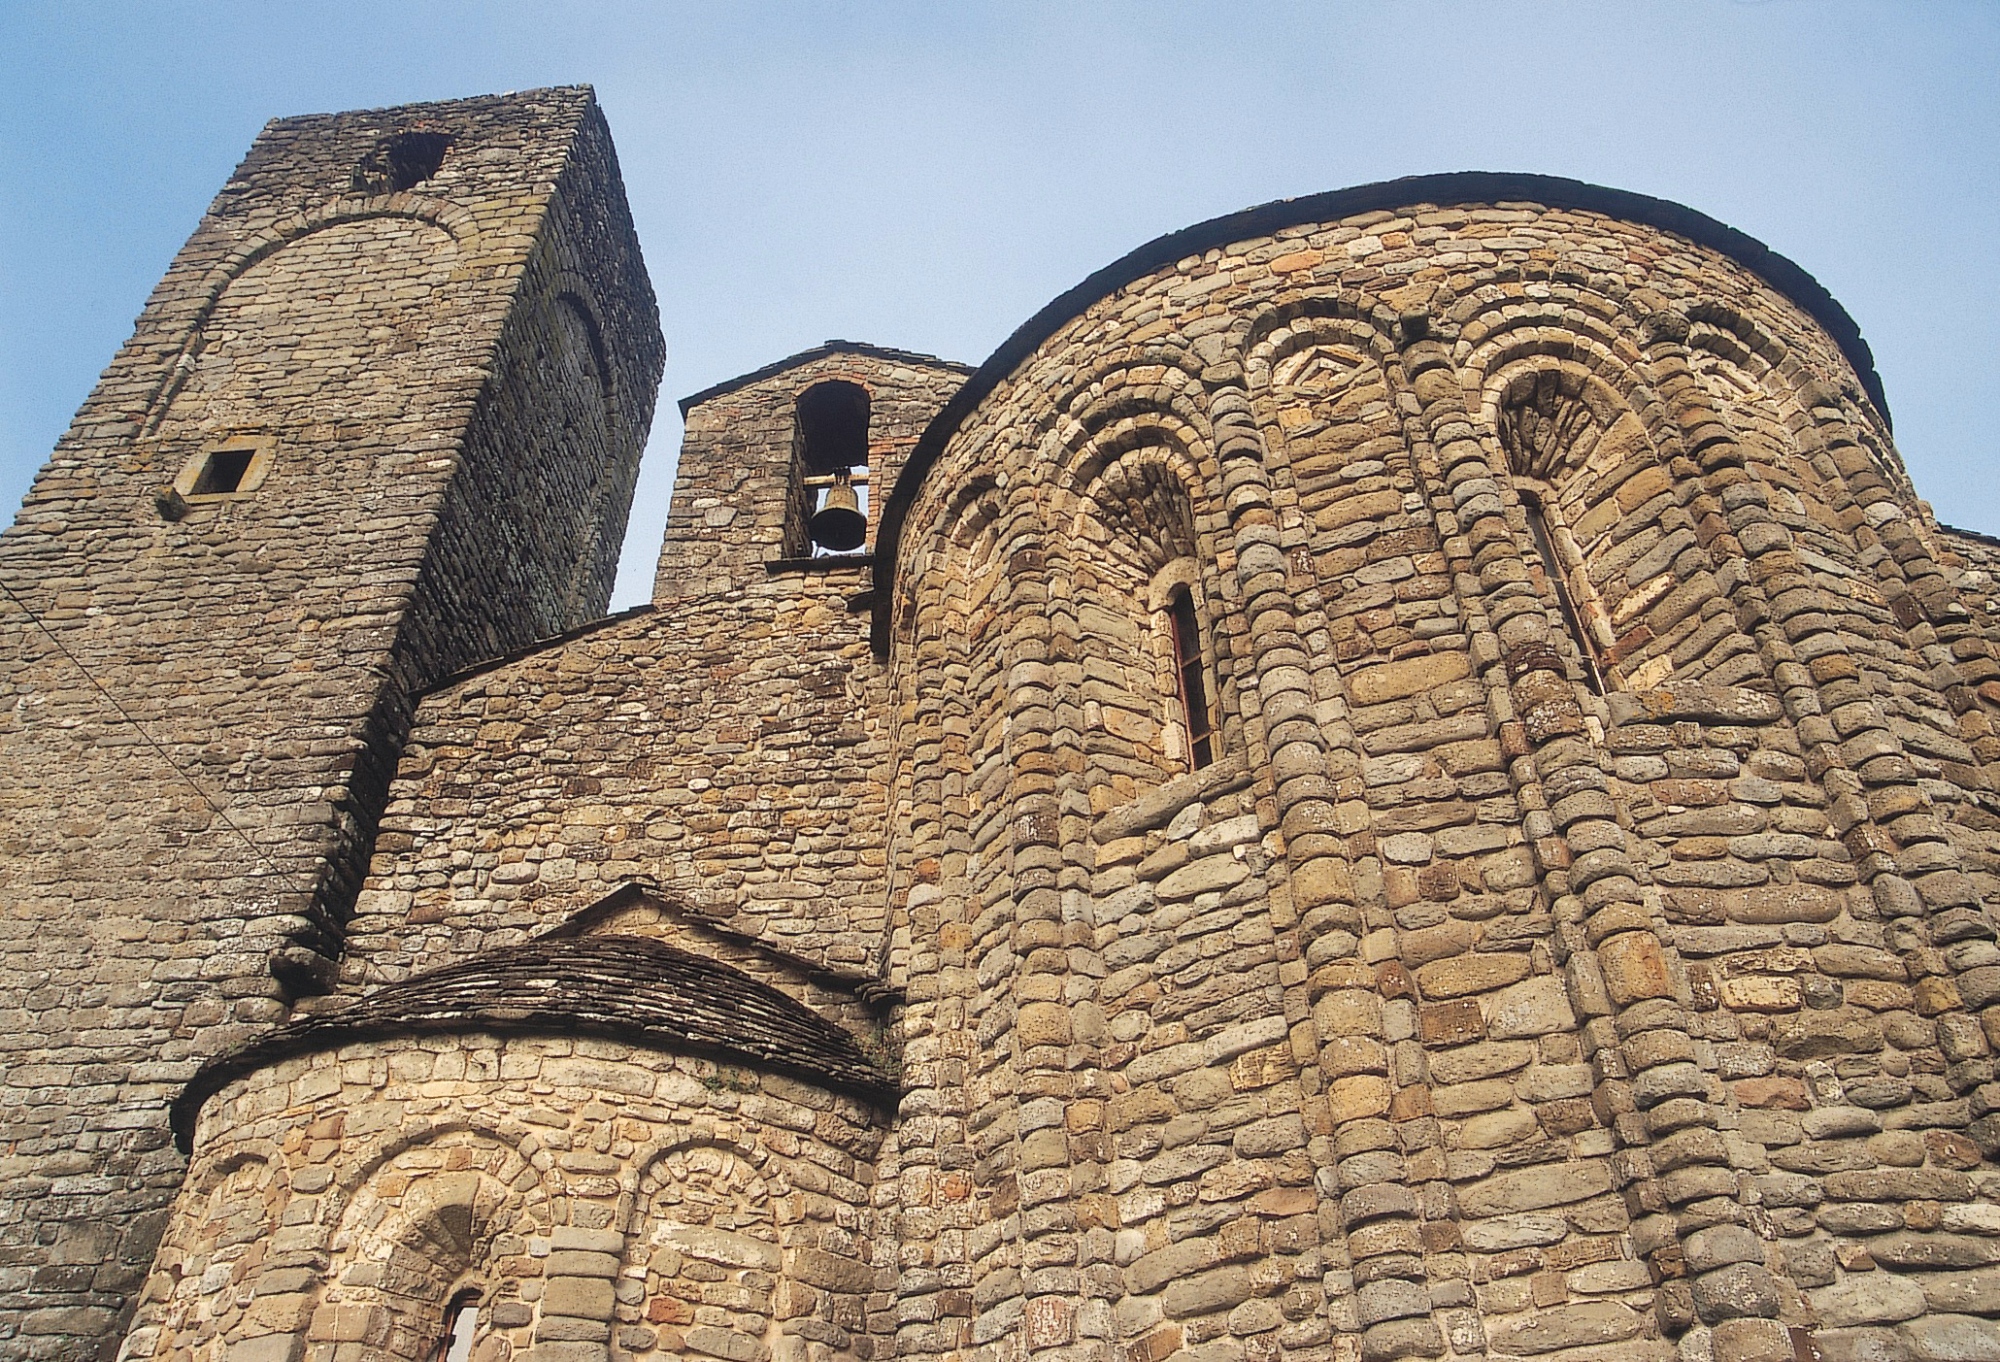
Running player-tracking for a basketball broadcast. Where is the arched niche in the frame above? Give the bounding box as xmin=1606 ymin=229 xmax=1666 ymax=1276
xmin=306 ymin=1129 xmax=552 ymax=1362
xmin=154 ymin=216 xmax=461 ymax=439
xmin=1067 ymin=439 xmax=1216 ymax=789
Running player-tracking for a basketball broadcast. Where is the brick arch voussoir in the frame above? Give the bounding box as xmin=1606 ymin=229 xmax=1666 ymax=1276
xmin=1053 ymin=364 xmax=1213 ymax=466
xmin=384 ymin=1170 xmax=532 ymax=1268
xmin=327 ymin=1117 xmax=551 ymax=1211
xmin=141 ymin=1147 xmax=285 ymax=1282
xmin=900 ymin=366 xmax=1050 ymax=538
xmin=1240 ymin=306 xmax=1413 ymax=512
xmin=548 ymin=279 xmax=618 ymax=414
xmin=1710 ymin=310 xmax=1977 ymax=651
xmin=1473 ymin=356 xmax=1662 ymax=494
xmin=1687 ymin=310 xmax=1917 ymax=510
xmin=1083 ymin=437 xmax=1209 ymax=505
xmin=1057 ymin=405 xmax=1211 ymax=502
xmin=898 ymin=476 xmax=1003 ymax=644
xmin=903 ymin=459 xmax=1010 ymax=570
xmin=182 ymin=1139 xmax=281 ymax=1197
xmin=907 ymin=472 xmax=1049 ymax=672
xmin=1459 ymin=311 xmax=1648 ymax=415
xmin=1449 ymin=288 xmax=1616 ymax=351
xmin=1058 ymin=340 xmax=1209 ymax=417
xmin=1686 ymin=298 xmax=1888 ymax=443
xmin=197 ymin=195 xmax=476 ymax=314
xmin=1477 ymin=354 xmax=1623 ymax=429
xmin=317 ymin=1125 xmax=556 ymax=1342
xmin=1683 ymin=298 xmax=1796 ymax=383
xmin=1059 ymin=437 xmax=1216 ymax=590
xmin=1463 ymin=322 xmax=1692 ymax=488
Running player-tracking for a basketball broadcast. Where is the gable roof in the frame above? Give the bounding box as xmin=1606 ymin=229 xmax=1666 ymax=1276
xmin=678 ymin=339 xmax=973 ymax=417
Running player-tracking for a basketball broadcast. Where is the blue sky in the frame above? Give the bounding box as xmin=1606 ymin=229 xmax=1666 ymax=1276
xmin=4 ymin=1 xmax=1996 ymax=607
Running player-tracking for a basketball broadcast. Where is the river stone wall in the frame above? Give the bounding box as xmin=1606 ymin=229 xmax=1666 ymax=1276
xmin=117 ymin=1034 xmax=884 ymax=1362
xmin=882 ymin=199 xmax=2000 ymax=1362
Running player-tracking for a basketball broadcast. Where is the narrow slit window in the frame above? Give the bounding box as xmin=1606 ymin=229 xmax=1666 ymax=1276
xmin=1170 ymin=587 xmax=1215 ymax=769
xmin=1522 ymin=493 xmax=1606 ymax=694
xmin=429 ymin=1293 xmax=479 ymax=1362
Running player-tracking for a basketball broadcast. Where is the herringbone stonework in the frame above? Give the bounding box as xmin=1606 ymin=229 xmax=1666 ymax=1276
xmin=4 ymin=90 xmax=1998 ymax=1362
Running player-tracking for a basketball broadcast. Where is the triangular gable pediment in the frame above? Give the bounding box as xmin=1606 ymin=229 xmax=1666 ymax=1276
xmin=544 ymin=881 xmax=893 ymax=1043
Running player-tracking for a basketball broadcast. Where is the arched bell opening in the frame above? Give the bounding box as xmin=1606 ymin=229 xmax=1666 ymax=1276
xmin=790 ymin=379 xmax=872 ymax=554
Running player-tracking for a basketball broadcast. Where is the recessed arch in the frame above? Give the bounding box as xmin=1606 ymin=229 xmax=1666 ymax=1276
xmin=140 ymin=203 xmax=474 ymax=435
xmin=554 ymin=289 xmax=616 ymax=411
xmin=1062 ymin=410 xmax=1209 ymax=505
xmin=318 ymin=1129 xmax=553 ymax=1362
xmin=624 ymin=1134 xmax=783 ymax=1226
xmin=1243 ymin=296 xmax=1402 ymax=388
xmin=328 ymin=1116 xmax=550 ymax=1200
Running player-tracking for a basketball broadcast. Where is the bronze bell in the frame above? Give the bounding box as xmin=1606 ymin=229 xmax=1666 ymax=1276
xmin=808 ymin=474 xmax=867 ymax=551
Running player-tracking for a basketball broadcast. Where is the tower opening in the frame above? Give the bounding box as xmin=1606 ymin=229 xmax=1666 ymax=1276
xmin=797 ymin=380 xmax=870 ymax=475
xmin=792 ymin=380 xmax=872 ymax=554
xmin=353 ymin=130 xmax=453 ymax=194
xmin=189 ymin=448 xmax=253 ymax=496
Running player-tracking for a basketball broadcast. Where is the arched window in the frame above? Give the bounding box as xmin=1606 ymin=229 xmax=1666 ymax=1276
xmin=429 ymin=1291 xmax=480 ymax=1362
xmin=1520 ymin=489 xmax=1607 ymax=694
xmin=1167 ymin=585 xmax=1216 ymax=769
xmin=789 ymin=380 xmax=872 ymax=555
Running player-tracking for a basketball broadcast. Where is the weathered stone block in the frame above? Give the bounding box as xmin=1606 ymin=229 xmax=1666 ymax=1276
xmin=1900 ymin=1314 xmax=2000 ymax=1362
xmin=1457 ymin=1161 xmax=1614 ymax=1216
xmin=1349 ymin=652 xmax=1471 ymax=705
xmin=1161 ymin=1265 xmax=1254 ymax=1317
xmin=1415 ymin=951 xmax=1531 ymax=999
xmin=1486 ymin=975 xmax=1577 ymax=1038
xmin=1490 ymin=1300 xmax=1642 ymax=1354
xmin=1811 ymin=1274 xmax=1927 ymax=1329
xmin=542 ymin=1275 xmax=617 ymax=1319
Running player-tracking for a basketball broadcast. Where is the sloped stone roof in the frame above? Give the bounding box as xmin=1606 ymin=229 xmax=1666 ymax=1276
xmin=173 ymin=934 xmax=892 ymax=1148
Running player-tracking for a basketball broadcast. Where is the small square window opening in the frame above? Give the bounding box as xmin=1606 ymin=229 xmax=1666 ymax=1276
xmin=169 ymin=435 xmax=276 ymax=506
xmin=191 ymin=449 xmax=254 ymax=496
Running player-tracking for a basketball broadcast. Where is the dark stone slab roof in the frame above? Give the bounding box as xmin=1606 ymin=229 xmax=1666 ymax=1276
xmin=872 ymin=171 xmax=1891 ymax=653
xmin=172 ymin=934 xmax=892 ymax=1150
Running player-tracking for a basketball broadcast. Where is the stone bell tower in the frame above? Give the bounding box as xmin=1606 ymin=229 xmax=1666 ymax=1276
xmin=0 ymin=88 xmax=662 ymax=1355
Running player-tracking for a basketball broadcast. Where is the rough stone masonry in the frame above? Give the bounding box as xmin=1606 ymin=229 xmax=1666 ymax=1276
xmin=3 ymin=88 xmax=2000 ymax=1362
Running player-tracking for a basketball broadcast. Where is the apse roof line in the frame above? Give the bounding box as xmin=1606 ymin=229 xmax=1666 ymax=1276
xmin=869 ymin=171 xmax=1890 ymax=654
xmin=171 ymin=934 xmax=895 ymax=1149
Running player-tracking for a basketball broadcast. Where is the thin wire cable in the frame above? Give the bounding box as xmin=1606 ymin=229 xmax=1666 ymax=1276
xmin=0 ymin=577 xmax=286 ymax=877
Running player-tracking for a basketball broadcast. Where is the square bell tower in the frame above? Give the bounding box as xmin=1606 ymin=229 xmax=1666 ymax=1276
xmin=0 ymin=87 xmax=662 ymax=1355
